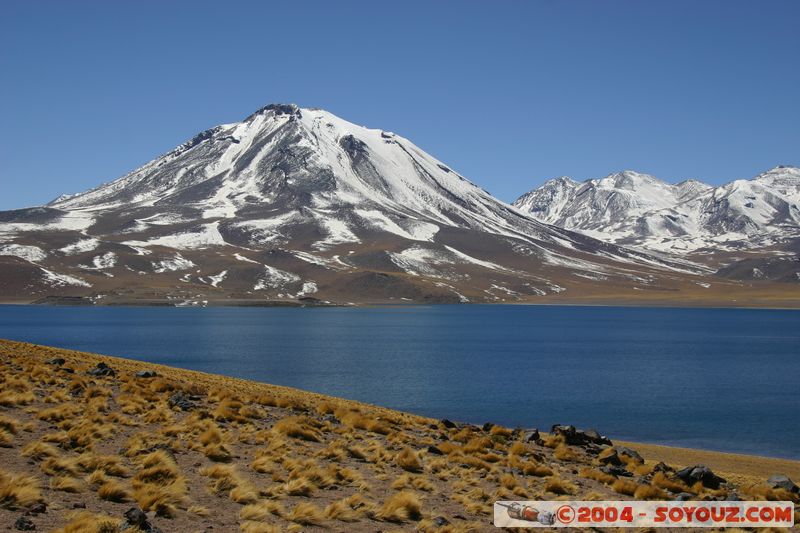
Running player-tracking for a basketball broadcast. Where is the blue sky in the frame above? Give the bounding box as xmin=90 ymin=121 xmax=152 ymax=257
xmin=1 ymin=0 xmax=798 ymax=210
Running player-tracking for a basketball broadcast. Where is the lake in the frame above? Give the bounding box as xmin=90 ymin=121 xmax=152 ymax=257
xmin=0 ymin=304 xmax=797 ymax=459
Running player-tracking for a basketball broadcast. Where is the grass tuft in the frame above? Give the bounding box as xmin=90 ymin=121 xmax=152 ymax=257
xmin=376 ymin=490 xmax=423 ymax=522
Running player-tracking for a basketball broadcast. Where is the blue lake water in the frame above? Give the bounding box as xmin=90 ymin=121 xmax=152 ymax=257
xmin=0 ymin=304 xmax=798 ymax=459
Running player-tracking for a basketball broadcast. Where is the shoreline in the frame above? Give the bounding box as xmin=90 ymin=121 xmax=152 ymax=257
xmin=3 ymin=339 xmax=798 ymax=478
xmin=1 ymin=339 xmax=798 ymax=531
xmin=3 ymin=299 xmax=800 ymax=311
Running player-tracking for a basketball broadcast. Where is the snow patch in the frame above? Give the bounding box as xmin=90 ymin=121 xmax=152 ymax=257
xmin=87 ymin=252 xmax=116 ymax=269
xmin=233 ymin=253 xmax=259 ymax=264
xmin=0 ymin=244 xmax=47 ymax=263
xmin=254 ymin=264 xmax=300 ymax=290
xmin=152 ymin=254 xmax=195 ymax=273
xmin=354 ymin=209 xmax=439 ymax=242
xmin=297 ymin=281 xmax=318 ymax=297
xmin=313 ymin=217 xmax=361 ymax=250
xmin=126 ymin=222 xmax=226 ymax=250
xmin=208 ymin=270 xmax=227 ymax=287
xmin=59 ymin=238 xmax=100 ymax=255
xmin=39 ymin=268 xmax=91 ymax=287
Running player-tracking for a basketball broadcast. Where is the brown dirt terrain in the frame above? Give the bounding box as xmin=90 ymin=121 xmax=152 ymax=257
xmin=0 ymin=340 xmax=797 ymax=532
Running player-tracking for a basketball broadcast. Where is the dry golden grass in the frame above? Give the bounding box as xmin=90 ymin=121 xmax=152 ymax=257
xmin=40 ymin=456 xmax=79 ymax=477
xmin=395 ymin=446 xmax=423 ymax=472
xmin=272 ymin=416 xmax=321 ymax=442
xmin=611 ymin=478 xmax=639 ymax=496
xmin=288 ymin=501 xmax=325 ymax=525
xmin=375 ymin=490 xmax=423 ymax=522
xmin=239 ymin=522 xmax=282 ymax=533
xmin=131 ymin=450 xmax=187 ymax=517
xmin=324 ymin=493 xmax=373 ymax=522
xmin=489 ymin=425 xmax=514 ymax=438
xmin=0 ymin=414 xmax=19 ymax=435
xmin=579 ymin=467 xmax=616 ymax=485
xmin=0 ymin=390 xmax=36 ymax=406
xmin=76 ymin=454 xmax=130 ymax=478
xmin=554 ymin=443 xmax=578 ymax=461
xmin=200 ymin=463 xmax=259 ymax=503
xmin=188 ymin=504 xmax=210 ymax=517
xmin=0 ymin=339 xmax=793 ymax=532
xmin=742 ymin=483 xmax=798 ymax=502
xmin=634 ymin=484 xmax=668 ymax=500
xmin=50 ymin=475 xmax=86 ymax=493
xmin=97 ymin=480 xmax=131 ymax=502
xmin=51 ymin=511 xmax=121 ymax=533
xmin=544 ymin=475 xmax=576 ymax=495
xmin=0 ymin=469 xmax=43 ymax=509
xmin=519 ymin=460 xmax=553 ymax=477
xmin=240 ymin=499 xmax=286 ymax=521
xmin=336 ymin=407 xmax=392 ymax=435
xmin=651 ymin=471 xmax=690 ymax=493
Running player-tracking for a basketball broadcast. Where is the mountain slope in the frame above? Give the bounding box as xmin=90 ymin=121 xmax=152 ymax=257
xmin=514 ymin=167 xmax=800 ymax=253
xmin=0 ymin=104 xmax=790 ymax=306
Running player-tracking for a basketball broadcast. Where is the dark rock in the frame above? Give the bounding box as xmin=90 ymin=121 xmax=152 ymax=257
xmin=135 ymin=370 xmax=158 ymax=379
xmin=652 ymin=461 xmax=673 ymax=473
xmin=674 ymin=492 xmax=694 ymax=501
xmin=13 ymin=516 xmax=35 ymax=531
xmin=767 ymin=474 xmax=799 ymax=493
xmin=440 ymin=419 xmax=456 ymax=429
xmin=433 ymin=516 xmax=450 ymax=526
xmin=551 ymin=424 xmax=612 ymax=446
xmin=599 ymin=465 xmax=632 ymax=477
xmin=26 ymin=503 xmax=46 ymax=515
xmin=58 ymin=367 xmax=74 ymax=374
xmin=583 ymin=429 xmax=612 ymax=446
xmin=339 ymin=134 xmax=369 ymax=163
xmin=523 ymin=429 xmax=540 ymax=443
xmin=123 ymin=507 xmax=150 ymax=529
xmin=482 ymin=422 xmax=495 ymax=432
xmin=598 ymin=449 xmax=623 ymax=466
xmin=254 ymin=103 xmax=301 ymax=118
xmin=675 ymin=465 xmax=726 ymax=489
xmin=167 ymin=392 xmax=196 ymax=411
xmin=14 ymin=516 xmax=35 ymax=531
xmin=87 ymin=362 xmax=115 ymax=377
xmin=583 ymin=444 xmax=604 ymax=456
xmin=72 ymin=503 xmax=86 ymax=509
xmin=614 ymin=446 xmax=644 ymax=464
xmin=427 ymin=445 xmax=444 ymax=456
xmin=45 ymin=358 xmax=65 ymax=366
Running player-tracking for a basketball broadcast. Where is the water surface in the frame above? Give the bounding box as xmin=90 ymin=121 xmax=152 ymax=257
xmin=0 ymin=304 xmax=797 ymax=458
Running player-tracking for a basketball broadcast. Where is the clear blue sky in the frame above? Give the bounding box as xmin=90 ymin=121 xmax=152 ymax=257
xmin=1 ymin=1 xmax=798 ymax=210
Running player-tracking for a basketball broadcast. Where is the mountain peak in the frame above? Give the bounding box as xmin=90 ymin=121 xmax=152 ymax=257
xmin=515 ymin=165 xmax=800 ymax=254
xmin=247 ymin=103 xmax=302 ymax=120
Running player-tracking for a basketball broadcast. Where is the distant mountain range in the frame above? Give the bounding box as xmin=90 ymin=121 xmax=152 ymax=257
xmin=0 ymin=104 xmax=797 ymax=306
xmin=514 ymin=167 xmax=800 ymax=254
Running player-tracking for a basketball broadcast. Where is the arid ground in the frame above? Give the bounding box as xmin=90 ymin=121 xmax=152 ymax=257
xmin=0 ymin=339 xmax=797 ymax=532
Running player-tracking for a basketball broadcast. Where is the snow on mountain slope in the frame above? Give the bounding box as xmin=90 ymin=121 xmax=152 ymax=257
xmin=514 ymin=166 xmax=800 ymax=254
xmin=0 ymin=103 xmax=722 ymax=304
xmin=48 ymin=104 xmax=548 ymax=243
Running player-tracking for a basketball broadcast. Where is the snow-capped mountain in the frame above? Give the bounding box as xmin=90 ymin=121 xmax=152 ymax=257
xmin=0 ymin=104 xmax=789 ymax=305
xmin=514 ymin=167 xmax=800 ymax=255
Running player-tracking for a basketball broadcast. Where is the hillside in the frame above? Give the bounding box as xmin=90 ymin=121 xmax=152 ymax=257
xmin=0 ymin=340 xmax=797 ymax=532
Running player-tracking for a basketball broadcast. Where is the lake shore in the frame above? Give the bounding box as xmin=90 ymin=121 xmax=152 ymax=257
xmin=0 ymin=339 xmax=798 ymax=532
